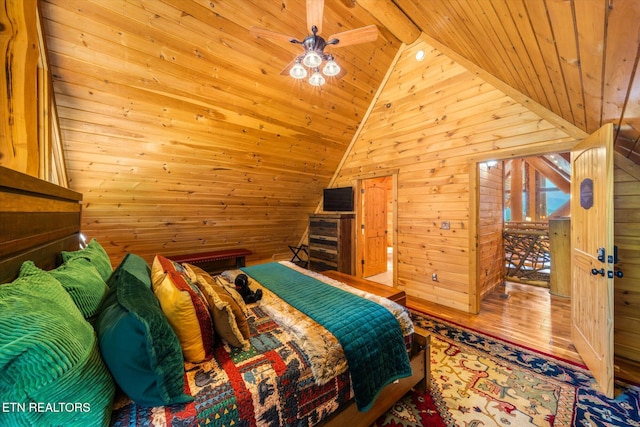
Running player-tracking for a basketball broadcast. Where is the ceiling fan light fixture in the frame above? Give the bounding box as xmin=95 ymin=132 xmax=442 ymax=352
xmin=251 ymin=3 xmax=378 ymax=88
xmin=308 ymin=69 xmax=326 ymax=86
xmin=302 ymin=50 xmax=322 ymax=68
xmin=322 ymin=57 xmax=340 ymax=76
xmin=290 ymin=62 xmax=308 ymax=79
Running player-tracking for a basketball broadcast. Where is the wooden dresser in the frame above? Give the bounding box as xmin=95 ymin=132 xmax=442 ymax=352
xmin=308 ymin=213 xmax=354 ymax=274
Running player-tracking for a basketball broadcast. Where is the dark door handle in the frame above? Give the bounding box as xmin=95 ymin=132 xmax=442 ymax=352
xmin=591 ymin=268 xmax=605 ymax=276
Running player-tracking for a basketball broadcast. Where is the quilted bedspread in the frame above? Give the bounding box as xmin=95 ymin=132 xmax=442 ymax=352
xmin=111 ymin=302 xmax=354 ymax=426
xmin=110 ymin=263 xmax=413 ymax=426
xmin=241 ymin=262 xmax=412 ymax=411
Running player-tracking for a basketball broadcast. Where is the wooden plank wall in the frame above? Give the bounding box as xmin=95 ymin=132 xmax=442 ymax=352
xmin=478 ymin=162 xmax=504 ymax=299
xmin=613 ymin=154 xmax=640 ymax=363
xmin=333 ymin=39 xmax=582 ymax=312
xmin=35 ymin=0 xmax=399 ymax=267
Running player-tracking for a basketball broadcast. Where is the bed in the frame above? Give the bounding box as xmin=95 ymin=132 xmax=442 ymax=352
xmin=0 ymin=165 xmax=429 ymax=427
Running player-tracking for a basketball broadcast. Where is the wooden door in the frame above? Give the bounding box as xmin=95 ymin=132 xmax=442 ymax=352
xmin=571 ymin=123 xmax=614 ymax=398
xmin=363 ymin=177 xmax=387 ymax=277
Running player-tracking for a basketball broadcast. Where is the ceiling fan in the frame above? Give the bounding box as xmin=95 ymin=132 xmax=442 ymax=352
xmin=250 ymin=0 xmax=378 ymax=86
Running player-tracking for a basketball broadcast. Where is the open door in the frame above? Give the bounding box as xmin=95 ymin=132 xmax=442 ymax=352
xmin=362 ymin=177 xmax=388 ymax=277
xmin=570 ymin=123 xmax=614 ymax=398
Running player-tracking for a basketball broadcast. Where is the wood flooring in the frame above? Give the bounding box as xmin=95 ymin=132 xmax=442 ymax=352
xmin=406 ymin=281 xmax=640 ymax=385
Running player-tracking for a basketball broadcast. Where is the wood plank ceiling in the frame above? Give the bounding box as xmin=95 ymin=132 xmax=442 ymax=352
xmin=391 ymin=0 xmax=640 ymax=161
xmin=39 ymin=0 xmax=640 ymax=264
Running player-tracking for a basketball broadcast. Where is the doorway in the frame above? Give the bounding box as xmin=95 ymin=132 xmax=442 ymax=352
xmin=477 ymin=154 xmax=572 ymax=302
xmin=470 ymin=125 xmax=615 ymax=397
xmin=357 ymin=173 xmax=397 ymax=286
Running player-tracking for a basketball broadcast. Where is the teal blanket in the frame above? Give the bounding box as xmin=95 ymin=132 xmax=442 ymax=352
xmin=241 ymin=263 xmax=411 ymax=411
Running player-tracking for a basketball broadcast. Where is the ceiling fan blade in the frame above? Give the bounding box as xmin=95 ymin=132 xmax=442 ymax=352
xmin=328 ymin=25 xmax=378 ymax=48
xmin=250 ymin=26 xmax=296 ymax=43
xmin=307 ymin=0 xmax=324 ymax=35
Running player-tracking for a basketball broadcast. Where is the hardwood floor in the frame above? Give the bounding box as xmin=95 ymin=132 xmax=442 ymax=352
xmin=407 ymin=281 xmax=640 ymax=385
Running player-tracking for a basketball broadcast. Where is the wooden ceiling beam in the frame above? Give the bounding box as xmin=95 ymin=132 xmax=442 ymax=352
xmin=355 ymin=0 xmax=420 ymax=45
xmin=525 ymin=156 xmax=571 ymax=194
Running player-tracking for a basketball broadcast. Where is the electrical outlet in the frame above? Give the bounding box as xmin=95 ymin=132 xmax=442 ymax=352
xmin=432 ymin=273 xmax=438 ymax=281
xmin=441 ymin=221 xmax=450 ymax=230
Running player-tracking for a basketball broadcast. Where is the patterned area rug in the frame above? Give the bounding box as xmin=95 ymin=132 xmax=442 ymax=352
xmin=374 ymin=309 xmax=640 ymax=427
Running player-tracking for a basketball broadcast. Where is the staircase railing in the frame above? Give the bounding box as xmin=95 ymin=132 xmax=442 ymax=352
xmin=503 ymin=221 xmax=550 ymax=286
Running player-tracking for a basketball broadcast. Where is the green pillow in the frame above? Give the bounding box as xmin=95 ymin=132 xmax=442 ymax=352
xmin=46 ymin=257 xmax=109 ymax=320
xmin=0 ymin=261 xmax=114 ymax=427
xmin=62 ymin=238 xmax=113 ymax=281
xmin=96 ymin=253 xmax=193 ymax=407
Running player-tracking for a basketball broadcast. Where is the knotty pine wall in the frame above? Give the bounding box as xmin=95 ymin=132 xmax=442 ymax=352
xmin=34 ymin=0 xmax=401 ymax=268
xmin=478 ymin=162 xmax=504 ymax=299
xmin=333 ymin=39 xmax=583 ymax=312
xmin=334 ymin=39 xmax=640 ymax=365
xmin=613 ymin=155 xmax=640 ymax=363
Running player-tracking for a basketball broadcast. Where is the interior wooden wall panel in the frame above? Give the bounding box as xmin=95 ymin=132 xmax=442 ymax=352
xmin=333 ymin=40 xmax=582 ymax=313
xmin=478 ymin=163 xmax=504 ymax=299
xmin=37 ymin=0 xmax=404 ymax=265
xmin=613 ymin=155 xmax=640 ymax=361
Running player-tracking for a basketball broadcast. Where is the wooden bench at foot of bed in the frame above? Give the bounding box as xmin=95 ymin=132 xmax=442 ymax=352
xmin=168 ymin=248 xmax=251 ymax=274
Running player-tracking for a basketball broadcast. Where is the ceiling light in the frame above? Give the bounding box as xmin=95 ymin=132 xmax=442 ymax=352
xmin=289 ymin=62 xmax=307 ymax=79
xmin=415 ymin=50 xmax=425 ymax=61
xmin=484 ymin=160 xmax=498 ymax=169
xmin=322 ymin=57 xmax=340 ymax=76
xmin=302 ymin=50 xmax=322 ymax=68
xmin=287 ymin=25 xmax=344 ymax=87
xmin=309 ymin=69 xmax=326 ymax=86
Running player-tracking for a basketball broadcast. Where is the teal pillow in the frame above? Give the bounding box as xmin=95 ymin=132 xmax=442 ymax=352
xmin=0 ymin=261 xmax=114 ymax=427
xmin=96 ymin=253 xmax=193 ymax=407
xmin=62 ymin=238 xmax=113 ymax=281
xmin=46 ymin=257 xmax=109 ymax=320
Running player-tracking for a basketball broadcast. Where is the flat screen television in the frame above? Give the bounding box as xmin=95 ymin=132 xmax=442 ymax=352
xmin=323 ymin=186 xmax=354 ymax=212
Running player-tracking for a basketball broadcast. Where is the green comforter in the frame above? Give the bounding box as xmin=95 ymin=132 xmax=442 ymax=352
xmin=241 ymin=262 xmax=411 ymax=411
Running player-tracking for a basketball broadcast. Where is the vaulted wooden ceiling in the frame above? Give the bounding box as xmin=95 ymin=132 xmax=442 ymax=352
xmin=38 ymin=0 xmax=640 ymax=262
xmin=392 ymin=0 xmax=640 ymax=161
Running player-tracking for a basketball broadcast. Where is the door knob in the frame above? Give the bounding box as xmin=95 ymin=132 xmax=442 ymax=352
xmin=591 ymin=268 xmax=605 ymax=276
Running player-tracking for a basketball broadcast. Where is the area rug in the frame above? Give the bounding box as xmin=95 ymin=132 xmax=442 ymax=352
xmin=373 ymin=309 xmax=640 ymax=427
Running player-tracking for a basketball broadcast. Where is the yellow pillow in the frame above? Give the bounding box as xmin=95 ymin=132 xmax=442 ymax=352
xmin=183 ymin=264 xmax=250 ymax=350
xmin=151 ymin=255 xmax=214 ymax=362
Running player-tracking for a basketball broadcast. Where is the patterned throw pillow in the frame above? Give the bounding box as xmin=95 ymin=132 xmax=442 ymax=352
xmin=151 ymin=255 xmax=215 ymax=362
xmin=95 ymin=253 xmax=192 ymax=407
xmin=183 ymin=263 xmax=251 ymax=350
xmin=61 ymin=238 xmax=113 ymax=281
xmin=0 ymin=261 xmax=114 ymax=427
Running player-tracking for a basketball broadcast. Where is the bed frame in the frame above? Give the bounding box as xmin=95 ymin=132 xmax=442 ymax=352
xmin=0 ymin=164 xmax=430 ymax=427
xmin=0 ymin=166 xmax=82 ymax=283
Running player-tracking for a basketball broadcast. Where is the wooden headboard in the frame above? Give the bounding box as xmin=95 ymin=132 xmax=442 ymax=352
xmin=0 ymin=166 xmax=83 ymax=283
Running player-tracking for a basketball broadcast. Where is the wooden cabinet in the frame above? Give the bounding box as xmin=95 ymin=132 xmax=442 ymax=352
xmin=308 ymin=213 xmax=354 ymax=274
